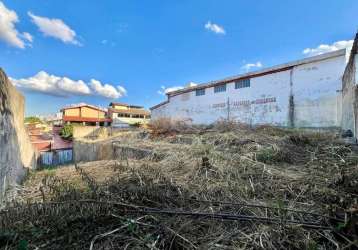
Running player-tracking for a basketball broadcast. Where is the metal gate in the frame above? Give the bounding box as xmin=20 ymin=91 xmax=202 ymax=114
xmin=39 ymin=149 xmax=73 ymax=166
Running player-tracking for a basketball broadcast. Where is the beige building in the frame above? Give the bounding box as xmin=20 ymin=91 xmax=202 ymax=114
xmin=61 ymin=104 xmax=111 ymax=126
xmin=108 ymin=102 xmax=150 ymax=127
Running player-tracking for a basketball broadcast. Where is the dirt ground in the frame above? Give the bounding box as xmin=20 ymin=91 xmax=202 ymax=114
xmin=1 ymin=125 xmax=358 ymax=249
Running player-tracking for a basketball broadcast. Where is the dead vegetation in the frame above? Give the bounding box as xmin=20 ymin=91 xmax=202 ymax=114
xmin=1 ymin=122 xmax=358 ymax=249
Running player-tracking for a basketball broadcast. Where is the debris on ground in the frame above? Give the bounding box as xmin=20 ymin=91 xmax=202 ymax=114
xmin=1 ymin=124 xmax=357 ymax=249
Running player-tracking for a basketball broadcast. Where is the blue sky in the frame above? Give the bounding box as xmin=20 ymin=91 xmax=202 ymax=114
xmin=0 ymin=0 xmax=357 ymax=116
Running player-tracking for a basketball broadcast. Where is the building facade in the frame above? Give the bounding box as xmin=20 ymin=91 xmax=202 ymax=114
xmin=151 ymin=49 xmax=349 ymax=128
xmin=108 ymin=102 xmax=150 ymax=127
xmin=61 ymin=104 xmax=111 ymax=126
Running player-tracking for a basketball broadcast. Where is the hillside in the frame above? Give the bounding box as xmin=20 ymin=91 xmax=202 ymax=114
xmin=1 ymin=125 xmax=357 ymax=249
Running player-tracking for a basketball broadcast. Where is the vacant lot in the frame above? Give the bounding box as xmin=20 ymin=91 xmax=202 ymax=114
xmin=1 ymin=125 xmax=357 ymax=249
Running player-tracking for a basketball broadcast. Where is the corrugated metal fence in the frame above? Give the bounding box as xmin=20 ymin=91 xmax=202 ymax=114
xmin=39 ymin=149 xmax=73 ymax=166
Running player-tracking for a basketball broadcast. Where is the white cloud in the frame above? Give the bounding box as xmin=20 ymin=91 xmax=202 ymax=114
xmin=11 ymin=71 xmax=91 ymax=96
xmin=205 ymin=21 xmax=225 ymax=35
xmin=157 ymin=85 xmax=184 ymax=95
xmin=241 ymin=61 xmax=263 ymax=72
xmin=10 ymin=71 xmax=127 ymax=99
xmin=0 ymin=1 xmax=31 ymax=48
xmin=28 ymin=12 xmax=81 ymax=45
xmin=21 ymin=32 xmax=33 ymax=42
xmin=89 ymin=79 xmax=126 ymax=99
xmin=303 ymin=40 xmax=353 ymax=57
xmin=117 ymin=86 xmax=127 ymax=96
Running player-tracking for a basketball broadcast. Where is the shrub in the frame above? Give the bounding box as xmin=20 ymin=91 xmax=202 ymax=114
xmin=212 ymin=118 xmax=249 ymax=132
xmin=148 ymin=117 xmax=192 ymax=135
xmin=288 ymin=133 xmax=312 ymax=146
xmin=59 ymin=124 xmax=73 ymax=140
xmin=131 ymin=122 xmax=142 ymax=128
xmin=256 ymin=146 xmax=292 ymax=164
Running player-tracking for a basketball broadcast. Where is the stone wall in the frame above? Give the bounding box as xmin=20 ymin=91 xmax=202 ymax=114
xmin=0 ymin=68 xmax=36 ymax=203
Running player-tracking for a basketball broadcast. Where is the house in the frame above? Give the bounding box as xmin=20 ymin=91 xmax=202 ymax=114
xmin=61 ymin=103 xmax=111 ymax=126
xmin=26 ymin=124 xmax=73 ymax=166
xmin=45 ymin=112 xmax=63 ymax=126
xmin=108 ymin=102 xmax=150 ymax=127
xmin=27 ymin=124 xmax=52 ymax=152
xmin=151 ymin=47 xmax=351 ymax=129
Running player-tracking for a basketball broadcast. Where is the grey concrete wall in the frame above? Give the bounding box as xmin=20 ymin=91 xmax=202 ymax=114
xmin=73 ymin=126 xmax=106 ymax=139
xmin=73 ymin=126 xmax=130 ymax=140
xmin=0 ymin=68 xmax=36 ymax=203
xmin=342 ymin=33 xmax=358 ymax=137
xmin=73 ymin=139 xmax=114 ymax=162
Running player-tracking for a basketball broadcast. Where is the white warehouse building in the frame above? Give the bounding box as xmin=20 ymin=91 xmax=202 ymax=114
xmin=151 ymin=48 xmax=352 ymax=128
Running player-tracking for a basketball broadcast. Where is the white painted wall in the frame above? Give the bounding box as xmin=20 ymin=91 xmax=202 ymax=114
xmin=152 ymin=53 xmax=347 ymax=128
xmin=292 ymin=55 xmax=346 ymax=127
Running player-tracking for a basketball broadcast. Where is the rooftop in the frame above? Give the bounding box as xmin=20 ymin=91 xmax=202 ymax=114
xmin=61 ymin=103 xmax=107 ymax=112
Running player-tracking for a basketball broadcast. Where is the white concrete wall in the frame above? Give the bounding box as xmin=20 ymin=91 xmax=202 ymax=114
xmin=293 ymin=55 xmax=346 ymax=127
xmin=152 ymin=53 xmax=347 ymax=128
xmin=153 ymin=70 xmax=291 ymax=126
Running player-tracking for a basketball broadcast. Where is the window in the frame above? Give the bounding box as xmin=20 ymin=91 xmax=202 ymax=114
xmin=214 ymin=84 xmax=226 ymax=93
xmin=196 ymin=89 xmax=205 ymax=96
xmin=235 ymin=78 xmax=250 ymax=89
xmin=117 ymin=113 xmax=130 ymax=118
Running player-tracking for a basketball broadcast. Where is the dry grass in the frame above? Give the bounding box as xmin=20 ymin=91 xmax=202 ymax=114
xmin=1 ymin=125 xmax=358 ymax=249
xmin=148 ymin=117 xmax=197 ymax=136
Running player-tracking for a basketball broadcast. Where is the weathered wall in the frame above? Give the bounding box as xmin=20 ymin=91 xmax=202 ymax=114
xmin=152 ymin=50 xmax=347 ymax=128
xmin=342 ymin=33 xmax=358 ymax=137
xmin=159 ymin=70 xmax=291 ymax=126
xmin=73 ymin=139 xmax=114 ymax=162
xmin=73 ymin=126 xmax=128 ymax=139
xmin=0 ymin=68 xmax=36 ymax=202
xmin=73 ymin=126 xmax=104 ymax=139
xmin=292 ymin=55 xmax=346 ymax=127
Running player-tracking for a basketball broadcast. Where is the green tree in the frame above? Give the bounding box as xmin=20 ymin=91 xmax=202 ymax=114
xmin=60 ymin=124 xmax=73 ymax=140
xmin=24 ymin=116 xmax=42 ymax=124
